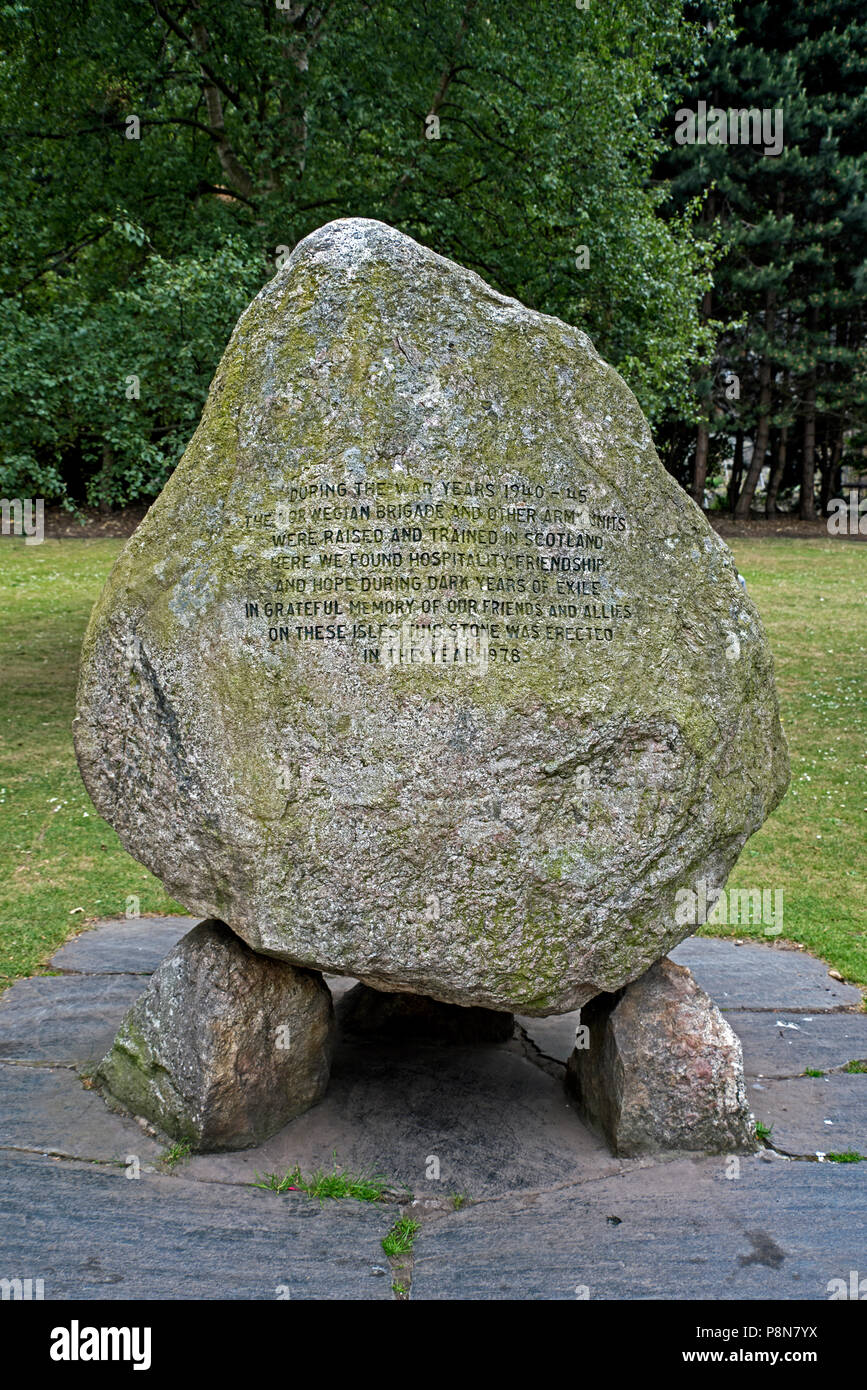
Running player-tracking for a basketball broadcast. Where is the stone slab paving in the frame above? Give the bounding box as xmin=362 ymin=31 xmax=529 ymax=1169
xmin=670 ymin=937 xmax=861 ymax=1012
xmin=48 ymin=916 xmax=198 ymax=974
xmin=0 ymin=917 xmax=864 ymax=1299
xmin=0 ymin=975 xmax=148 ymax=1065
xmin=749 ymin=1076 xmax=867 ymax=1157
xmin=0 ymin=1063 xmax=163 ymax=1164
xmin=409 ymin=1156 xmax=867 ymax=1301
xmin=0 ymin=1152 xmax=393 ymax=1300
xmin=731 ymin=1010 xmax=867 ymax=1078
xmin=521 ymin=1007 xmax=867 ymax=1080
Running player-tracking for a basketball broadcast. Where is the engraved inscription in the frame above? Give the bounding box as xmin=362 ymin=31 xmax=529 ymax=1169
xmin=239 ymin=475 xmax=633 ymax=665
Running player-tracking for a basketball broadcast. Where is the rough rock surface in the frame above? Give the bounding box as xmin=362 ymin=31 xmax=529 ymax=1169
xmin=75 ymin=217 xmax=788 ymax=1015
xmin=96 ymin=920 xmax=334 ymax=1150
xmin=566 ymin=957 xmax=757 ymax=1155
xmin=337 ymin=983 xmax=514 ymax=1043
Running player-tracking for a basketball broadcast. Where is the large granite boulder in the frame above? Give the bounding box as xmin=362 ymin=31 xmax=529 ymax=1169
xmin=74 ymin=217 xmax=788 ymax=1016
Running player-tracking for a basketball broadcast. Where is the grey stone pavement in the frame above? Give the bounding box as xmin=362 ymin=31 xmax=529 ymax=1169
xmin=0 ymin=918 xmax=864 ymax=1300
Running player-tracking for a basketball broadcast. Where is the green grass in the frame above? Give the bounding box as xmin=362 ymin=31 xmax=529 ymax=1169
xmin=0 ymin=535 xmax=864 ymax=990
xmin=382 ymin=1217 xmax=419 ymax=1257
xmin=0 ymin=538 xmax=184 ymax=989
xmin=254 ymin=1158 xmax=391 ymax=1203
xmin=161 ymin=1140 xmax=192 ymax=1168
xmin=804 ymin=1068 xmax=825 ymax=1078
xmin=699 ymin=539 xmax=866 ymax=987
xmin=844 ymin=1060 xmax=867 ymax=1074
xmin=824 ymin=1150 xmax=864 ymax=1163
xmin=755 ymin=1120 xmax=774 ymax=1143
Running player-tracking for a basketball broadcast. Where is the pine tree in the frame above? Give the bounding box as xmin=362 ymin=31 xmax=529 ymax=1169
xmin=661 ymin=0 xmax=867 ymax=518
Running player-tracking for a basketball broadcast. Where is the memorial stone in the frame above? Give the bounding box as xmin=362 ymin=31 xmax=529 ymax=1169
xmin=76 ymin=218 xmax=788 ymax=1150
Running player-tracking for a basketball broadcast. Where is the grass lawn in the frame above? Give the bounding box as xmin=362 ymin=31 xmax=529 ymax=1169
xmin=0 ymin=534 xmax=864 ymax=992
xmin=0 ymin=538 xmax=183 ymax=990
xmin=706 ymin=536 xmax=866 ymax=983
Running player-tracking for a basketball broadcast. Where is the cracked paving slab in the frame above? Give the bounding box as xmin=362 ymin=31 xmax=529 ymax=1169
xmin=408 ymin=1154 xmax=867 ymax=1300
xmin=0 ymin=1063 xmax=163 ymax=1165
xmin=731 ymin=1010 xmax=867 ymax=1079
xmin=749 ymin=1075 xmax=867 ymax=1157
xmin=0 ymin=1151 xmax=394 ymax=1300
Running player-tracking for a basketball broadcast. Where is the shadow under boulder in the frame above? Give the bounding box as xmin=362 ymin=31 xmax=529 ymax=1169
xmin=336 ymin=982 xmax=515 ymax=1045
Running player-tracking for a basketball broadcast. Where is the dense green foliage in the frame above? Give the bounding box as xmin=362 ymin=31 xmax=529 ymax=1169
xmin=2 ymin=0 xmax=863 ymax=514
xmin=0 ymin=0 xmax=724 ymax=507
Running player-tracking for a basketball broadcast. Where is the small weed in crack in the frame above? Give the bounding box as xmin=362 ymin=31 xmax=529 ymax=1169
xmin=161 ymin=1140 xmax=192 ymax=1169
xmin=254 ymin=1153 xmax=408 ymax=1205
xmin=383 ymin=1215 xmax=420 ymax=1301
xmin=382 ymin=1216 xmax=419 ymax=1256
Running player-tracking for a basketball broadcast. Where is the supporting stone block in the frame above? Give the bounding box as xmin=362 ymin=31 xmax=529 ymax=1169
xmin=96 ymin=919 xmax=334 ymax=1151
xmin=565 ymin=957 xmax=756 ymax=1156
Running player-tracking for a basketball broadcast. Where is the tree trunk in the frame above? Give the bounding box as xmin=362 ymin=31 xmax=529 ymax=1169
xmin=800 ymin=376 xmax=817 ymax=519
xmin=691 ymin=422 xmax=710 ymax=507
xmin=276 ymin=3 xmax=332 ymax=181
xmin=821 ymin=433 xmax=843 ymax=516
xmin=734 ymin=413 xmax=771 ymax=519
xmin=799 ymin=306 xmax=818 ymax=520
xmin=734 ymin=291 xmax=776 ymax=518
xmin=389 ymin=0 xmax=478 ymax=202
xmin=690 ymin=285 xmax=713 ymax=506
xmin=728 ymin=429 xmax=744 ymax=512
xmin=832 ymin=433 xmax=844 ymax=499
xmin=765 ymin=424 xmax=788 ymax=516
